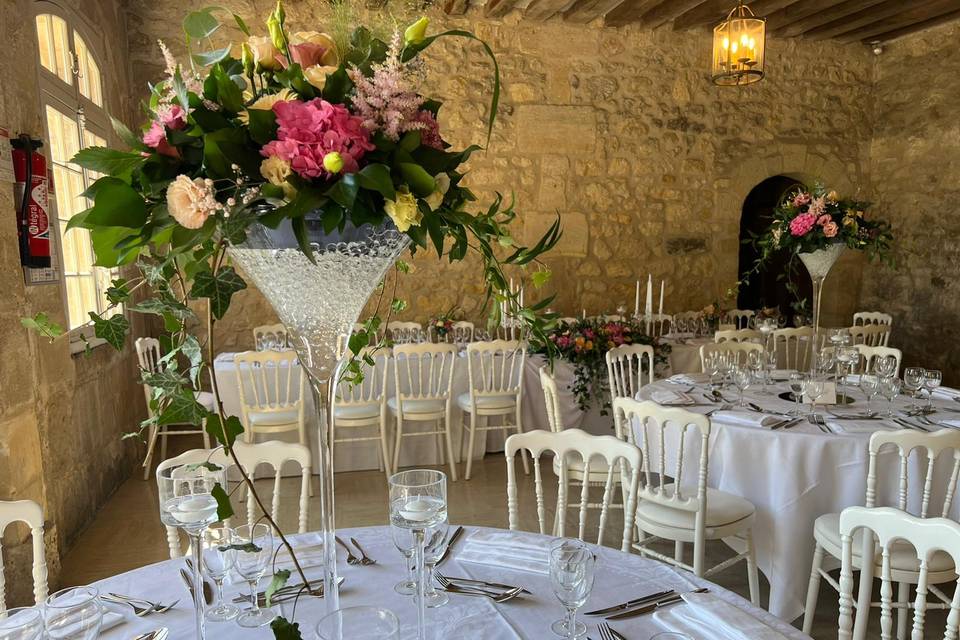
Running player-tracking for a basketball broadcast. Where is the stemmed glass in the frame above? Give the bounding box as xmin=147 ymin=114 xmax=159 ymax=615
xmin=837 ymin=347 xmax=860 ymax=404
xmin=43 ymin=587 xmax=103 ymax=640
xmin=879 ymin=377 xmax=902 ymax=417
xmin=731 ymin=366 xmax=751 ymax=407
xmin=201 ymin=526 xmax=239 ymax=622
xmin=807 ymin=378 xmax=826 ymax=417
xmin=817 ymin=349 xmax=836 ymax=378
xmin=859 ymin=374 xmax=880 ymax=415
xmin=747 ymin=351 xmax=763 ymax=391
xmin=389 ymin=470 xmax=447 ymax=640
xmin=390 ymin=527 xmax=417 ymax=596
xmin=549 ymin=539 xmax=597 ymax=639
xmin=234 ymin=523 xmax=275 ymax=628
xmin=0 ymin=607 xmax=44 ymax=640
xmin=903 ymin=367 xmax=925 ymax=410
xmin=423 ymin=522 xmax=451 ymax=607
xmin=924 ymin=370 xmax=942 ymax=412
xmin=316 ymin=606 xmax=400 ymax=640
xmin=788 ymin=372 xmax=808 ymax=417
xmin=874 ymin=355 xmax=897 ymax=379
xmin=157 ymin=463 xmax=224 ymax=640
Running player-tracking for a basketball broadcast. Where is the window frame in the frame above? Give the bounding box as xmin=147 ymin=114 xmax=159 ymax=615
xmin=33 ymin=1 xmax=122 ymax=353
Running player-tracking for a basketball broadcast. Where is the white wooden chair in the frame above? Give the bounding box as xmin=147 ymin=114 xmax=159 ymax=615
xmin=772 ymin=326 xmax=813 ymax=370
xmin=334 ymin=323 xmax=367 ymax=358
xmin=725 ymin=309 xmax=755 ymax=329
xmin=387 ymin=321 xmax=422 ymax=344
xmin=157 ymin=441 xmax=311 ymax=558
xmin=540 ymin=367 xmax=563 ymax=434
xmin=620 ymin=398 xmax=760 ymax=604
xmin=850 ymin=323 xmax=891 ymax=347
xmin=598 ymin=314 xmax=625 ymax=322
xmin=649 ymin=314 xmax=672 ymax=337
xmin=460 ymin=340 xmax=527 ymax=480
xmin=0 ymin=500 xmax=47 ymax=612
xmin=714 ymin=328 xmax=762 ymax=343
xmin=331 ymin=349 xmax=392 ymax=476
xmin=838 ymin=506 xmax=960 ymax=640
xmin=802 ymin=429 xmax=960 ymax=638
xmin=234 ymin=350 xmax=307 ymax=449
xmin=253 ymin=323 xmax=288 ymax=350
xmin=699 ymin=342 xmax=763 ymax=369
xmin=606 ymin=344 xmax=655 ymax=404
xmin=136 ymin=337 xmax=214 ymax=480
xmin=855 ymin=345 xmax=903 ymax=377
xmin=505 ymin=428 xmax=641 ymax=552
xmin=853 ymin=311 xmax=893 ymax=327
xmin=389 ymin=343 xmax=458 ymax=481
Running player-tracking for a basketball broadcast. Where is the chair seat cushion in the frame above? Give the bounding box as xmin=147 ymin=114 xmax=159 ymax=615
xmin=456 ymin=392 xmax=517 ymax=412
xmin=247 ymin=410 xmax=299 ymax=427
xmin=333 ymin=403 xmax=380 ymax=420
xmin=195 ymin=391 xmax=216 ymax=411
xmin=814 ymin=512 xmax=955 ymax=573
xmin=387 ymin=397 xmax=445 ymax=415
xmin=636 ymin=484 xmax=755 ymax=531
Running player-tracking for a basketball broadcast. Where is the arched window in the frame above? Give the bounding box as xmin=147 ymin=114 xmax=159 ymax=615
xmin=35 ymin=7 xmax=117 ymax=343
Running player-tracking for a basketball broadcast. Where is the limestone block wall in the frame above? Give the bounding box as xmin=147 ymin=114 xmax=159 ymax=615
xmin=0 ymin=0 xmax=145 ymax=604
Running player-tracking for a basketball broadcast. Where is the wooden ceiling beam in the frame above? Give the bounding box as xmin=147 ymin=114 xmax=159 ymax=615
xmin=672 ymin=0 xmax=734 ymax=30
xmin=802 ymin=0 xmax=924 ymax=40
xmin=484 ymin=0 xmax=520 ymax=17
xmin=525 ymin=0 xmax=576 ymax=20
xmin=764 ymin=0 xmax=854 ymax=31
xmin=744 ymin=0 xmax=808 ymax=18
xmin=604 ymin=0 xmax=670 ymax=27
xmin=836 ymin=0 xmax=960 ymax=42
xmin=563 ymin=0 xmax=632 ymax=23
xmin=863 ymin=6 xmax=960 ymax=41
xmin=639 ymin=0 xmax=712 ymax=28
xmin=776 ymin=0 xmax=889 ymax=37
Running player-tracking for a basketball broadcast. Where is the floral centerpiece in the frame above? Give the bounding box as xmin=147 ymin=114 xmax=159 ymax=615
xmin=699 ymin=301 xmax=726 ymax=328
xmin=534 ymin=318 xmax=669 ymax=414
xmin=429 ymin=311 xmax=458 ymax=338
xmin=24 ymin=3 xmax=560 ymax=638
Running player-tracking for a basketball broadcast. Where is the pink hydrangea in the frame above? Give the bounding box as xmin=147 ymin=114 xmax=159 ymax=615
xmin=789 ymin=212 xmax=817 ymax=236
xmin=261 ymin=99 xmax=374 ymax=178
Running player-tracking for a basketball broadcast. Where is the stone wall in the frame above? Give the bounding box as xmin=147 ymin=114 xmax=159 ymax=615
xmin=0 ymin=0 xmax=146 ymax=604
xmin=124 ymin=0 xmax=877 ymax=354
xmin=862 ymin=20 xmax=960 ymax=385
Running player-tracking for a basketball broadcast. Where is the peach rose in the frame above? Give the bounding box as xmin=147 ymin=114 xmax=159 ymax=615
xmin=822 ymin=221 xmax=839 ymax=238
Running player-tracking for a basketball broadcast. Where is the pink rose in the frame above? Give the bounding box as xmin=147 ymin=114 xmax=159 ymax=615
xmin=158 ymin=104 xmax=187 ymax=130
xmin=822 ymin=221 xmax=839 ymax=238
xmin=817 ymin=214 xmax=832 ymax=226
xmin=143 ymin=121 xmax=166 ymax=148
xmin=792 ymin=192 xmax=811 ymax=207
xmin=285 ymin=42 xmax=329 ymax=69
xmin=789 ymin=212 xmax=817 ymax=236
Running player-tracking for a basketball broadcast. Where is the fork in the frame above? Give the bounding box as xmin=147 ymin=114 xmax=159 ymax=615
xmin=100 ymin=594 xmax=154 ymax=617
xmin=335 ymin=536 xmax=361 ymax=565
xmin=350 ymin=537 xmax=376 ymax=565
xmin=435 ymin=571 xmax=531 ymax=595
xmin=435 ymin=574 xmax=523 ymax=602
xmin=105 ymin=592 xmax=178 ymax=613
xmin=131 ymin=629 xmax=169 ymax=640
xmin=598 ymin=621 xmax=626 ymax=640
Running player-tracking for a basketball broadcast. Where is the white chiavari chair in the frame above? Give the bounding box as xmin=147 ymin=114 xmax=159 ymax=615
xmin=699 ymin=342 xmax=763 ymax=369
xmin=156 ymin=441 xmax=311 ymax=558
xmin=837 ymin=506 xmax=960 ymax=640
xmin=460 ymin=340 xmax=527 ymax=480
xmin=540 ymin=367 xmax=563 ymax=434
xmin=598 ymin=314 xmax=625 ymax=322
xmin=802 ymin=429 xmax=960 ymax=638
xmin=0 ymin=500 xmax=47 ymax=612
xmin=505 ymin=429 xmax=641 ymax=552
xmin=853 ymin=311 xmax=893 ymax=327
xmin=606 ymin=344 xmax=655 ymax=404
xmin=648 ymin=313 xmax=672 ymax=338
xmin=387 ymin=321 xmax=423 ymax=344
xmin=331 ymin=348 xmax=392 ymax=476
xmin=850 ymin=323 xmax=891 ymax=347
xmin=725 ymin=309 xmax=755 ymax=329
xmin=252 ymin=323 xmax=288 ymax=350
xmin=234 ymin=350 xmax=307 ymax=449
xmin=772 ymin=326 xmax=813 ymax=370
xmin=621 ymin=398 xmax=759 ymax=604
xmin=855 ymin=345 xmax=903 ymax=377
xmin=390 ymin=343 xmax=458 ymax=481
xmin=714 ymin=328 xmax=762 ymax=343
xmin=136 ymin=337 xmax=214 ymax=480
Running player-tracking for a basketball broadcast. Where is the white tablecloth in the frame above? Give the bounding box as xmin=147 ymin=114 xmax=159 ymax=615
xmin=636 ymin=375 xmax=960 ymax=621
xmin=662 ymin=336 xmax=713 ymax=374
xmin=93 ymin=525 xmax=809 ymax=639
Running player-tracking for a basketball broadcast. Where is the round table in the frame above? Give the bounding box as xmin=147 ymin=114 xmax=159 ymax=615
xmin=93 ymin=525 xmax=807 ymax=639
xmin=635 ymin=374 xmax=960 ymax=621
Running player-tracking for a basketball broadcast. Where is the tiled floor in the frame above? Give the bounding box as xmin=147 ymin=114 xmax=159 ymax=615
xmin=61 ymin=453 xmax=927 ymax=638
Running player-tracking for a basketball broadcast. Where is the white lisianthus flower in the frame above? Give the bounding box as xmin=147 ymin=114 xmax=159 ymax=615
xmin=247 ymin=35 xmax=280 ymax=70
xmin=385 ymin=188 xmax=422 ymax=232
xmin=166 ymin=175 xmax=220 ymax=229
xmin=302 ymin=65 xmax=339 ymax=91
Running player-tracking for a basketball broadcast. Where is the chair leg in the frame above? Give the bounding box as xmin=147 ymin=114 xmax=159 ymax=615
xmin=852 ymin=540 xmax=876 ymax=640
xmin=443 ymin=414 xmax=458 ymax=482
xmin=803 ymin=543 xmax=825 ymax=635
xmin=896 ymin=581 xmax=909 ymax=640
xmin=744 ymin=528 xmax=760 ymax=606
xmin=159 ymin=425 xmax=168 ymax=465
xmin=142 ymin=423 xmax=160 ymax=480
xmin=392 ymin=415 xmax=404 ymax=475
xmin=464 ymin=411 xmax=477 ymax=481
xmin=436 ymin=419 xmax=445 ymax=467
xmin=201 ymin=418 xmax=211 ymax=449
xmin=515 ymin=409 xmax=530 ymax=475
xmin=674 ymin=541 xmax=684 ymax=564
xmin=379 ymin=413 xmax=392 ymax=478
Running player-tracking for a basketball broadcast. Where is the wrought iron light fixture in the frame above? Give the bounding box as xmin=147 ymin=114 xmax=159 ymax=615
xmin=712 ymin=1 xmax=766 ymax=86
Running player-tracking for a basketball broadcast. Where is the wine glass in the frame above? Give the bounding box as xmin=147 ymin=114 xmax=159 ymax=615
xmin=549 ymin=539 xmax=597 ymax=639
xmin=234 ymin=523 xmax=276 ymax=628
xmin=859 ymin=374 xmax=880 ymax=415
xmin=816 ymin=349 xmax=836 ymax=377
xmin=837 ymin=347 xmax=860 ymax=404
xmin=43 ymin=587 xmax=102 ymax=640
xmin=879 ymin=377 xmax=902 ymax=417
xmin=807 ymin=378 xmax=825 ymax=417
xmin=903 ymin=367 xmax=925 ymax=409
xmin=389 ymin=470 xmax=447 ymax=640
xmin=731 ymin=366 xmax=751 ymax=407
xmin=316 ymin=606 xmax=400 ymax=640
xmin=201 ymin=526 xmax=239 ymax=622
xmin=788 ymin=372 xmax=808 ymax=417
xmin=828 ymin=328 xmax=851 ymax=346
xmin=389 ymin=515 xmax=450 ymax=607
xmin=924 ymin=369 xmax=942 ymax=412
xmin=389 ymin=525 xmax=417 ymax=596
xmin=0 ymin=607 xmax=44 ymax=640
xmin=874 ymin=355 xmax=897 ymax=379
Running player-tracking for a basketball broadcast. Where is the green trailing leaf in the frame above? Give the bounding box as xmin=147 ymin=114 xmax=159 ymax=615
xmin=157 ymin=391 xmax=206 ymax=426
xmin=264 ymin=570 xmax=291 ymax=607
xmin=219 ymin=542 xmax=262 ymax=553
xmin=141 ymin=368 xmax=188 ymax=392
xmin=105 ymin=278 xmax=131 ymax=305
xmin=86 ymin=178 xmax=148 ymax=228
xmin=180 ymin=335 xmax=204 ymax=385
xmin=71 ymin=147 xmax=146 ymax=176
xmin=130 ymin=297 xmax=196 ymax=322
xmin=211 ymin=482 xmax=234 ymax=521
xmin=190 ymin=266 xmax=247 ymax=319
xmin=89 ymin=312 xmax=129 ymax=350
xmin=205 ymin=414 xmax=244 ymax=453
xmin=21 ymin=312 xmax=65 ymax=341
xmin=270 ymin=617 xmax=303 ymax=640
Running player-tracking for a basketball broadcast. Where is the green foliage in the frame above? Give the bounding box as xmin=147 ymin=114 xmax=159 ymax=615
xmin=270 ymin=617 xmax=303 ymax=640
xmin=71 ymin=147 xmax=146 ymax=176
xmin=205 ymin=414 xmax=244 ymax=453
xmin=265 ymin=570 xmax=291 ymax=607
xmin=211 ymin=482 xmax=234 ymax=521
xmin=157 ymin=391 xmax=206 ymax=426
xmin=190 ymin=266 xmax=247 ymax=319
xmin=89 ymin=312 xmax=129 ymax=350
xmin=20 ymin=312 xmax=65 ymax=341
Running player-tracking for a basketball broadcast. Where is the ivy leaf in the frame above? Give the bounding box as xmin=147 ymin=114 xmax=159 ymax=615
xmin=205 ymin=414 xmax=244 ymax=453
xmin=190 ymin=266 xmax=247 ymax=319
xmin=141 ymin=368 xmax=188 ymax=392
xmin=157 ymin=391 xmax=206 ymax=426
xmin=211 ymin=482 xmax=234 ymax=521
xmin=86 ymin=178 xmax=148 ymax=228
xmin=270 ymin=617 xmax=303 ymax=640
xmin=129 ymin=297 xmax=196 ymax=322
xmin=71 ymin=147 xmax=146 ymax=176
xmin=89 ymin=312 xmax=129 ymax=350
xmin=264 ymin=570 xmax=291 ymax=607
xmin=21 ymin=312 xmax=65 ymax=341
xmin=105 ymin=278 xmax=130 ymax=305
xmin=180 ymin=334 xmax=204 ymax=385
xmin=219 ymin=542 xmax=262 ymax=553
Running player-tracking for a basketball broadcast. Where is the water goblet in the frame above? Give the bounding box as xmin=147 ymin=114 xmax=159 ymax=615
xmin=788 ymin=372 xmax=808 ymax=417
xmin=859 ymin=374 xmax=880 ymax=414
xmin=234 ymin=523 xmax=276 ymax=628
xmin=731 ymin=366 xmax=751 ymax=407
xmin=807 ymin=378 xmax=825 ymax=417
xmin=0 ymin=607 xmax=44 ymax=640
xmin=762 ymin=349 xmax=778 ymax=394
xmin=201 ymin=526 xmax=239 ymax=622
xmin=43 ymin=587 xmax=102 ymax=640
xmin=924 ymin=369 xmax=942 ymax=412
xmin=880 ymin=377 xmax=902 ymax=417
xmin=874 ymin=355 xmax=897 ymax=379
xmin=549 ymin=538 xmax=597 ymax=639
xmin=316 ymin=606 xmax=400 ymax=640
xmin=817 ymin=349 xmax=836 ymax=377
xmin=390 ymin=526 xmax=417 ymax=596
xmin=903 ymin=367 xmax=925 ymax=409
xmin=828 ymin=328 xmax=850 ymax=346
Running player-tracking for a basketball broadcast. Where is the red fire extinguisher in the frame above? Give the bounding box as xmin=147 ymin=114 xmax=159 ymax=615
xmin=12 ymin=135 xmax=51 ymax=269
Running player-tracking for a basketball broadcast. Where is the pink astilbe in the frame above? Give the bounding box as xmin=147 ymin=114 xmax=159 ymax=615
xmin=348 ymin=33 xmax=439 ymax=143
xmin=261 ymin=99 xmax=374 ymax=178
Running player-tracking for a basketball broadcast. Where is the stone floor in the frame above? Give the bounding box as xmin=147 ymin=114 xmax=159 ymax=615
xmin=61 ymin=452 xmax=939 ymax=639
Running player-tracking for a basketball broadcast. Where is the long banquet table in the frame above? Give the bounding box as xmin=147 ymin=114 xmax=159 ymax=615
xmin=635 ymin=374 xmax=960 ymax=621
xmin=93 ymin=525 xmax=809 ymax=639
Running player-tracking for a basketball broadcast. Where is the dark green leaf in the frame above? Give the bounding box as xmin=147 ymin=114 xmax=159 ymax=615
xmin=212 ymin=482 xmax=234 ymax=521
xmin=265 ymin=570 xmax=291 ymax=607
xmin=190 ymin=266 xmax=247 ymax=319
xmin=65 ymin=208 xmax=94 ymax=232
xmin=326 ymin=174 xmax=358 ymax=209
xmin=399 ymin=130 xmax=421 ymax=152
xmin=212 ymin=64 xmax=243 ymax=113
xmin=205 ymin=414 xmax=244 ymax=452
xmin=219 ymin=542 xmax=262 ymax=553
xmin=89 ymin=312 xmax=129 ymax=350
xmin=142 ymin=368 xmax=188 ymax=392
xmin=247 ymin=109 xmax=278 ymax=145
xmin=320 ymin=66 xmax=352 ymax=104
xmin=291 ymin=216 xmax=315 ymax=264
xmin=270 ymin=617 xmax=303 ymax=640
xmin=233 ymin=13 xmax=251 ymax=35
xmin=157 ymin=391 xmax=206 ymax=426
xmin=399 ymin=163 xmax=436 ymax=197
xmin=203 ymin=128 xmax=260 ymax=178
xmin=86 ymin=178 xmax=148 ymax=228
xmin=105 ymin=278 xmax=130 ymax=305
xmin=357 ymin=164 xmax=395 ymax=200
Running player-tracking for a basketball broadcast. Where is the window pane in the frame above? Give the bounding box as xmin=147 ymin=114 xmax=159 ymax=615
xmin=64 ymin=276 xmax=85 ymax=329
xmin=51 ymin=165 xmax=86 ymax=219
xmin=36 ymin=14 xmax=72 ymax=84
xmin=77 ymin=275 xmax=97 ymax=321
xmin=60 ymin=227 xmax=82 ymax=274
xmin=45 ymin=106 xmax=81 ymax=165
xmin=36 ymin=15 xmax=53 ymax=73
xmin=74 ymin=33 xmax=103 ymax=107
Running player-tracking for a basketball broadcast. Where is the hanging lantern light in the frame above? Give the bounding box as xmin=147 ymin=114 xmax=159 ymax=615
xmin=712 ymin=1 xmax=765 ymax=86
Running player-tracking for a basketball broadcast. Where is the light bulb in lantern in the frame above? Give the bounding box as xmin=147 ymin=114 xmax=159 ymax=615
xmin=712 ymin=1 xmax=765 ymax=86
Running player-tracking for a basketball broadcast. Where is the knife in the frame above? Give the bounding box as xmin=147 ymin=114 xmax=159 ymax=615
xmin=584 ymin=589 xmax=673 ymax=616
xmin=606 ymin=587 xmax=708 ymax=620
xmin=437 ymin=525 xmax=464 ymax=565
xmin=183 ymin=559 xmax=214 ymax=604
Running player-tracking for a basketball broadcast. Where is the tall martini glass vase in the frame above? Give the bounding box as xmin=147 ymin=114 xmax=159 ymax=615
xmin=797 ymin=243 xmax=845 ymax=375
xmin=228 ymin=213 xmax=411 ymax=613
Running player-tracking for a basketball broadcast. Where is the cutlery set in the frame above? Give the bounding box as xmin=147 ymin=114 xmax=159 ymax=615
xmin=130 ymin=629 xmax=168 ymax=640
xmin=597 ymin=620 xmax=628 ymax=640
xmin=231 ymin=576 xmax=347 ymax=606
xmin=336 ymin=536 xmax=376 ymax=565
xmin=100 ymin=593 xmax=179 ymax=617
xmin=436 ymin=525 xmax=464 ymax=565
xmin=435 ymin=572 xmax=526 ymax=602
xmin=585 ymin=587 xmax=708 ymax=620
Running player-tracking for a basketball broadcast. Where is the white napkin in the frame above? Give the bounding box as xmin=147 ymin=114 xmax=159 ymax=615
xmin=828 ymin=420 xmax=896 ymax=434
xmin=653 ymin=591 xmax=790 ymax=640
xmin=711 ymin=410 xmax=787 ymax=429
xmin=274 ymin=542 xmax=326 ymax=570
xmin=456 ymin=530 xmax=549 ymax=574
xmin=651 ymin=389 xmax=695 ymax=406
xmin=933 ymin=387 xmax=960 ymax=400
xmin=666 ymin=374 xmax=705 ymax=386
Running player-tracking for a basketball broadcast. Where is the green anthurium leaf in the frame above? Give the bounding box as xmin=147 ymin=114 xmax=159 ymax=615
xmin=357 ymin=164 xmax=395 ymax=200
xmin=189 ymin=266 xmax=247 ymax=319
xmin=157 ymin=390 xmax=206 ymax=426
xmin=264 ymin=570 xmax=291 ymax=607
xmin=247 ymin=108 xmax=278 ymax=145
xmin=399 ymin=163 xmax=435 ymax=197
xmin=86 ymin=178 xmax=148 ymax=228
xmin=141 ymin=368 xmax=188 ymax=392
xmin=211 ymin=482 xmax=234 ymax=521
xmin=20 ymin=312 xmax=65 ymax=341
xmin=71 ymin=147 xmax=146 ymax=176
xmin=270 ymin=617 xmax=303 ymax=640
xmin=192 ymin=45 xmax=232 ymax=67
xmin=89 ymin=312 xmax=129 ymax=350
xmin=183 ymin=8 xmax=221 ymax=39
xmin=204 ymin=414 xmax=244 ymax=452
